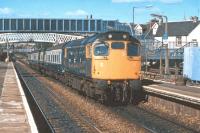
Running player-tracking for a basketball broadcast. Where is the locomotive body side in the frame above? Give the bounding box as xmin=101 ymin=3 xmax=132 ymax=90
xmin=63 ymin=40 xmax=88 ymax=76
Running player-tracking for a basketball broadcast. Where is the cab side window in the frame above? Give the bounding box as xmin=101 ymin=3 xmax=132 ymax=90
xmin=127 ymin=43 xmax=139 ymax=56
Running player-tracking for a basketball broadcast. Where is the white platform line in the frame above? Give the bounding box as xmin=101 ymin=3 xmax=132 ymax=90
xmin=145 ymin=78 xmax=200 ymax=89
xmin=13 ymin=62 xmax=38 ymax=133
xmin=153 ymin=79 xmax=175 ymax=84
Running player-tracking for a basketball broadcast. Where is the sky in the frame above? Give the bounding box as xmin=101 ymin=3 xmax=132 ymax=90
xmin=0 ymin=0 xmax=199 ymax=24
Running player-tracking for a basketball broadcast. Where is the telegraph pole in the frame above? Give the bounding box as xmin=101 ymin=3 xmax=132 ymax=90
xmin=160 ymin=48 xmax=163 ymax=75
xmin=163 ymin=16 xmax=169 ymax=75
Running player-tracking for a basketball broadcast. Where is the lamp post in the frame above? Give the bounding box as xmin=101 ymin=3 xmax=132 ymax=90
xmin=143 ymin=22 xmax=154 ymax=73
xmin=150 ymin=14 xmax=169 ymax=75
xmin=133 ymin=5 xmax=153 ymax=30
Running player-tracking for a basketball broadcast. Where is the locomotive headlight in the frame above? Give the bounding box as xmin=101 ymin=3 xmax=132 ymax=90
xmin=108 ymin=34 xmax=112 ymax=39
xmin=123 ymin=34 xmax=127 ymax=39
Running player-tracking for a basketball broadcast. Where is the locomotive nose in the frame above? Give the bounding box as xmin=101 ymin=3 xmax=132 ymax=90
xmin=92 ymin=48 xmax=141 ymax=80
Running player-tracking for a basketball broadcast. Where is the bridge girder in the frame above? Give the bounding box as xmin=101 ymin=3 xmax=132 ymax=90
xmin=0 ymin=33 xmax=84 ymax=44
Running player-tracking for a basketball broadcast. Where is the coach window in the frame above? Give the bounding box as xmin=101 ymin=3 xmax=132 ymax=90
xmin=94 ymin=43 xmax=109 ymax=56
xmin=56 ymin=55 xmax=58 ymax=63
xmin=52 ymin=55 xmax=53 ymax=62
xmin=57 ymin=55 xmax=59 ymax=63
xmin=127 ymin=43 xmax=139 ymax=56
xmin=58 ymin=55 xmax=59 ymax=63
xmin=52 ymin=55 xmax=54 ymax=62
xmin=56 ymin=55 xmax=57 ymax=63
xmin=60 ymin=53 xmax=62 ymax=63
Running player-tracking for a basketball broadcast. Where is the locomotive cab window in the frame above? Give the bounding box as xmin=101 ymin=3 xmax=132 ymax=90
xmin=127 ymin=43 xmax=139 ymax=56
xmin=111 ymin=42 xmax=124 ymax=49
xmin=94 ymin=43 xmax=109 ymax=56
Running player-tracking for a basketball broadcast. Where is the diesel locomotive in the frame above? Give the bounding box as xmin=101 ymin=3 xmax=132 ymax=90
xmin=28 ymin=31 xmax=143 ymax=104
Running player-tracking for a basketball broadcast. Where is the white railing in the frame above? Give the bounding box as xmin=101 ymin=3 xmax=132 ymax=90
xmin=0 ymin=33 xmax=83 ymax=44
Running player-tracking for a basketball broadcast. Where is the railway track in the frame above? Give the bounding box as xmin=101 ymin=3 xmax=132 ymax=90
xmin=112 ymin=105 xmax=197 ymax=133
xmin=15 ymin=61 xmax=198 ymax=133
xmin=14 ymin=61 xmax=155 ymax=132
xmin=15 ymin=62 xmax=103 ymax=133
xmin=45 ymin=81 xmax=103 ymax=133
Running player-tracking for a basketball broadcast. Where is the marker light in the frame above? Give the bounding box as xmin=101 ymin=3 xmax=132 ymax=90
xmin=123 ymin=34 xmax=127 ymax=39
xmin=108 ymin=34 xmax=112 ymax=39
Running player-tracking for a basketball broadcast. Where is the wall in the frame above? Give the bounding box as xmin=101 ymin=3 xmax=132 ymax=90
xmin=155 ymin=36 xmax=188 ymax=49
xmin=188 ymin=23 xmax=200 ymax=46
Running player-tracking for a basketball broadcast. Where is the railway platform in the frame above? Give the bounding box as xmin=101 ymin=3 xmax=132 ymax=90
xmin=143 ymin=80 xmax=200 ymax=105
xmin=0 ymin=62 xmax=37 ymax=133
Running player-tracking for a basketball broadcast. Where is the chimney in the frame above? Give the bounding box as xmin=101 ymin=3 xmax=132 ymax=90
xmin=150 ymin=18 xmax=159 ymax=27
xmin=90 ymin=14 xmax=93 ymax=19
xmin=190 ymin=16 xmax=198 ymax=23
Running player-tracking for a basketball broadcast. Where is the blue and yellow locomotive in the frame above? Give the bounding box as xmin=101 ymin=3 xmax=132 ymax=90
xmin=28 ymin=31 xmax=143 ymax=104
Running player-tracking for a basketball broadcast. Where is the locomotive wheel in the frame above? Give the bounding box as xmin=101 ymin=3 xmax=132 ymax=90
xmin=122 ymin=87 xmax=131 ymax=105
xmin=104 ymin=87 xmax=115 ymax=105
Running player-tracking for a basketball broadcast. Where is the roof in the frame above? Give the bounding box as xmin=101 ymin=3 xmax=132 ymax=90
xmin=155 ymin=21 xmax=200 ymax=37
xmin=46 ymin=43 xmax=66 ymax=51
xmin=64 ymin=31 xmax=140 ymax=48
xmin=133 ymin=23 xmax=154 ymax=39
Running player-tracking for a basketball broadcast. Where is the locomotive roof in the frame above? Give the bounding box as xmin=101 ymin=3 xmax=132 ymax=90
xmin=64 ymin=31 xmax=140 ymax=48
xmin=30 ymin=31 xmax=140 ymax=53
xmin=97 ymin=31 xmax=140 ymax=43
xmin=28 ymin=49 xmax=40 ymax=54
xmin=65 ymin=38 xmax=85 ymax=47
xmin=45 ymin=43 xmax=66 ymax=51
